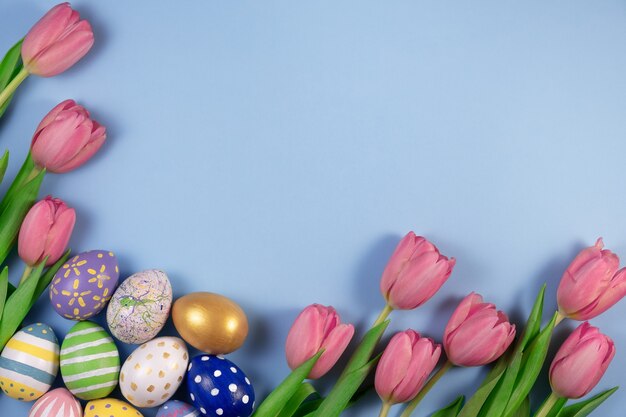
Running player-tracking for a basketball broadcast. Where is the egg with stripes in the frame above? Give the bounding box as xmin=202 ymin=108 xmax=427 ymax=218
xmin=157 ymin=400 xmax=200 ymax=417
xmin=84 ymin=398 xmax=143 ymax=417
xmin=60 ymin=321 xmax=120 ymax=400
xmin=120 ymin=336 xmax=188 ymax=408
xmin=28 ymin=388 xmax=82 ymax=417
xmin=0 ymin=323 xmax=59 ymax=401
xmin=50 ymin=250 xmax=120 ymax=321
xmin=186 ymin=355 xmax=255 ymax=417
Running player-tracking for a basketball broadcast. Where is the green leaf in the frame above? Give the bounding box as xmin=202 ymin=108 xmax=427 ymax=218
xmin=293 ymin=384 xmax=372 ymax=417
xmin=0 ymin=260 xmax=45 ymax=349
xmin=0 ymin=39 xmax=24 ymax=118
xmin=0 ymin=168 xmax=44 ymax=266
xmin=543 ymin=397 xmax=567 ymax=417
xmin=518 ymin=284 xmax=546 ymax=351
xmin=311 ymin=320 xmax=390 ymax=417
xmin=432 ymin=396 xmax=465 ymax=417
xmin=479 ymin=349 xmax=523 ymax=417
xmin=457 ymin=357 xmax=508 ymax=417
xmin=0 ymin=267 xmax=8 ymax=322
xmin=511 ymin=397 xmax=531 ymax=417
xmin=0 ymin=152 xmax=37 ymax=214
xmin=557 ymin=387 xmax=618 ymax=417
xmin=276 ymin=383 xmax=319 ymax=417
xmin=253 ymin=351 xmax=323 ymax=417
xmin=502 ymin=312 xmax=559 ymax=417
xmin=32 ymin=251 xmax=71 ymax=306
xmin=0 ymin=151 xmax=9 ymax=185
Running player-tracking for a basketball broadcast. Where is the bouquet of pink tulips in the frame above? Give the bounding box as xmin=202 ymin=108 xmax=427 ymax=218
xmin=252 ymin=233 xmax=624 ymax=417
xmin=0 ymin=3 xmax=104 ymax=348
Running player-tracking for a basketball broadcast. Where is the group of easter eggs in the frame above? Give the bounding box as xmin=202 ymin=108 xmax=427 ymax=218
xmin=0 ymin=250 xmax=255 ymax=417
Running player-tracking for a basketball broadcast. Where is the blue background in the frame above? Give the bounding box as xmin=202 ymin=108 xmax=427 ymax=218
xmin=1 ymin=1 xmax=626 ymax=416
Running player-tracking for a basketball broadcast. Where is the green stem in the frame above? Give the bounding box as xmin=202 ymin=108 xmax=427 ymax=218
xmin=373 ymin=304 xmax=393 ymax=327
xmin=0 ymin=67 xmax=28 ymax=108
xmin=378 ymin=402 xmax=392 ymax=417
xmin=399 ymin=360 xmax=454 ymax=417
xmin=534 ymin=392 xmax=560 ymax=417
xmin=555 ymin=311 xmax=565 ymax=327
xmin=18 ymin=265 xmax=33 ymax=286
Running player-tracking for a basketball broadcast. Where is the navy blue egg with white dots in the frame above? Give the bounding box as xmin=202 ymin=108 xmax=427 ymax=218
xmin=187 ymin=354 xmax=255 ymax=417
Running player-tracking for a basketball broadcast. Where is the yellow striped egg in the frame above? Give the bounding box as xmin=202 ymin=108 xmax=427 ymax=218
xmin=0 ymin=323 xmax=59 ymax=401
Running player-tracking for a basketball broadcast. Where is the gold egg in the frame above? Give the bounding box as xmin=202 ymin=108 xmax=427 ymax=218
xmin=172 ymin=292 xmax=248 ymax=354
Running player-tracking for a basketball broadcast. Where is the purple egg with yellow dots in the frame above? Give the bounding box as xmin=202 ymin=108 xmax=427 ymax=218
xmin=50 ymin=250 xmax=120 ymax=320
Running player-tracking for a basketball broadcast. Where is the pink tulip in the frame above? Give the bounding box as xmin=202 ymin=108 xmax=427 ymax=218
xmin=550 ymin=322 xmax=615 ymax=399
xmin=375 ymin=330 xmax=441 ymax=404
xmin=443 ymin=293 xmax=515 ymax=367
xmin=21 ymin=3 xmax=94 ymax=77
xmin=18 ymin=196 xmax=75 ymax=267
xmin=380 ymin=232 xmax=456 ymax=310
xmin=557 ymin=238 xmax=626 ymax=321
xmin=285 ymin=304 xmax=355 ymax=379
xmin=31 ymin=100 xmax=106 ymax=173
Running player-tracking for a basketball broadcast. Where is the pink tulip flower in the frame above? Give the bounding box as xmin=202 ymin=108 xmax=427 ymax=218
xmin=18 ymin=196 xmax=75 ymax=267
xmin=443 ymin=293 xmax=515 ymax=367
xmin=380 ymin=232 xmax=456 ymax=310
xmin=375 ymin=330 xmax=441 ymax=404
xmin=550 ymin=322 xmax=615 ymax=399
xmin=31 ymin=100 xmax=106 ymax=173
xmin=285 ymin=304 xmax=355 ymax=379
xmin=21 ymin=3 xmax=94 ymax=77
xmin=557 ymin=238 xmax=626 ymax=321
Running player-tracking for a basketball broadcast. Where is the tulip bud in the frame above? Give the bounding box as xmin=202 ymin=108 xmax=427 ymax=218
xmin=18 ymin=196 xmax=75 ymax=266
xmin=21 ymin=3 xmax=94 ymax=77
xmin=380 ymin=232 xmax=455 ymax=310
xmin=375 ymin=330 xmax=441 ymax=404
xmin=549 ymin=322 xmax=615 ymax=399
xmin=443 ymin=293 xmax=515 ymax=367
xmin=557 ymin=238 xmax=626 ymax=321
xmin=285 ymin=304 xmax=355 ymax=379
xmin=31 ymin=100 xmax=106 ymax=173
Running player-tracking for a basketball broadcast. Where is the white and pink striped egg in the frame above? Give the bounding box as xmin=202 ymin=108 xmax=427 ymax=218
xmin=28 ymin=388 xmax=82 ymax=417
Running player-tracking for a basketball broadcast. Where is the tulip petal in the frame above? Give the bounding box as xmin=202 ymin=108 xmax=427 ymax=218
xmin=310 ymin=323 xmax=354 ymax=379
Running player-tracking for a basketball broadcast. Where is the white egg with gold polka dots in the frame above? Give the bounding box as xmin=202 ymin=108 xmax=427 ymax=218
xmin=50 ymin=250 xmax=120 ymax=321
xmin=119 ymin=336 xmax=188 ymax=408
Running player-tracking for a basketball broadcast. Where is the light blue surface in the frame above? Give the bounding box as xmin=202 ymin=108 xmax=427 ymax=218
xmin=1 ymin=1 xmax=626 ymax=416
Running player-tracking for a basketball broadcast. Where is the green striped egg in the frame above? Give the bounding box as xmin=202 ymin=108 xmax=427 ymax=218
xmin=60 ymin=321 xmax=120 ymax=400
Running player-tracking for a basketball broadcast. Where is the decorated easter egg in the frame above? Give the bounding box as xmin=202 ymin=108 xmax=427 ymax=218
xmin=60 ymin=321 xmax=120 ymax=400
xmin=172 ymin=292 xmax=248 ymax=354
xmin=157 ymin=400 xmax=200 ymax=417
xmin=106 ymin=269 xmax=172 ymax=344
xmin=0 ymin=323 xmax=59 ymax=401
xmin=120 ymin=336 xmax=188 ymax=407
xmin=187 ymin=355 xmax=255 ymax=417
xmin=50 ymin=250 xmax=120 ymax=320
xmin=28 ymin=388 xmax=82 ymax=417
xmin=84 ymin=398 xmax=143 ymax=417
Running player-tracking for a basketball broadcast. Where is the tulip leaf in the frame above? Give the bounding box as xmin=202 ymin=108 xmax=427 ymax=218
xmin=276 ymin=383 xmax=319 ymax=417
xmin=457 ymin=356 xmax=508 ymax=417
xmin=0 ymin=260 xmax=45 ymax=349
xmin=0 ymin=151 xmax=9 ymax=185
xmin=478 ymin=349 xmax=523 ymax=417
xmin=557 ymin=387 xmax=618 ymax=417
xmin=502 ymin=312 xmax=559 ymax=417
xmin=518 ymin=284 xmax=546 ymax=351
xmin=0 ymin=267 xmax=8 ymax=322
xmin=293 ymin=383 xmax=372 ymax=417
xmin=0 ymin=152 xmax=37 ymax=213
xmin=252 ymin=351 xmax=323 ymax=417
xmin=540 ymin=397 xmax=567 ymax=417
xmin=511 ymin=396 xmax=531 ymax=417
xmin=311 ymin=320 xmax=390 ymax=417
xmin=32 ymin=251 xmax=70 ymax=306
xmin=432 ymin=396 xmax=465 ymax=417
xmin=0 ymin=167 xmax=44 ymax=266
xmin=0 ymin=39 xmax=23 ymax=118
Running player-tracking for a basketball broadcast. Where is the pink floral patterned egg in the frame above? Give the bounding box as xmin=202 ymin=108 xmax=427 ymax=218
xmin=50 ymin=250 xmax=120 ymax=321
xmin=28 ymin=388 xmax=82 ymax=417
